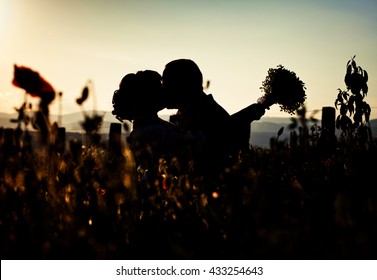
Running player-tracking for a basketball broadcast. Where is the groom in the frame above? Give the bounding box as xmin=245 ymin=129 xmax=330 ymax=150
xmin=162 ymin=59 xmax=265 ymax=170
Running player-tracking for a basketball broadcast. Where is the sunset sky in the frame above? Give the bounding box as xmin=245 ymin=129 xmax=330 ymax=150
xmin=1 ymin=0 xmax=376 ymax=121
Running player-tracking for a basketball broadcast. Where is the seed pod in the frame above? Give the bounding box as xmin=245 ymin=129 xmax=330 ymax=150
xmin=76 ymin=86 xmax=89 ymax=105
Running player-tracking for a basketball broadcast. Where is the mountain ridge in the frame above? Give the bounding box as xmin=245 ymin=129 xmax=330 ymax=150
xmin=1 ymin=111 xmax=376 ymax=148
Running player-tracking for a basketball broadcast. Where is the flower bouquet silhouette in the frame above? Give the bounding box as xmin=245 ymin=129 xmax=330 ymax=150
xmin=258 ymin=65 xmax=306 ymax=115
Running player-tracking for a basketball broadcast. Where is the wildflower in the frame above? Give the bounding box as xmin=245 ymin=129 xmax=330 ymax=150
xmin=76 ymin=86 xmax=89 ymax=105
xmin=76 ymin=80 xmax=104 ymax=143
xmin=81 ymin=114 xmax=104 ymax=133
xmin=12 ymin=65 xmax=55 ymax=105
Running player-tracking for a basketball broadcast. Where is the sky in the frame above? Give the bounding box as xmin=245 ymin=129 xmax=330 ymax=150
xmin=1 ymin=0 xmax=377 ymax=122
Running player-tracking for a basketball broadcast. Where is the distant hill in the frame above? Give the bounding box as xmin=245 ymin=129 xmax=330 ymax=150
xmin=159 ymin=114 xmax=377 ymax=148
xmin=1 ymin=111 xmax=376 ymax=148
xmin=250 ymin=117 xmax=292 ymax=147
xmin=0 ymin=110 xmax=120 ymax=134
xmin=249 ymin=117 xmax=377 ymax=147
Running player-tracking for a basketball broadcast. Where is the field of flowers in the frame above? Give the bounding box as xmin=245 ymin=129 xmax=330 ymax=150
xmin=1 ymin=108 xmax=376 ymax=260
xmin=1 ymin=58 xmax=376 ymax=260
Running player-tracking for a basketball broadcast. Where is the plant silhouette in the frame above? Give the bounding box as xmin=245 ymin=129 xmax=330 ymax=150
xmin=335 ymin=56 xmax=372 ymax=144
xmin=0 ymin=58 xmax=376 ymax=260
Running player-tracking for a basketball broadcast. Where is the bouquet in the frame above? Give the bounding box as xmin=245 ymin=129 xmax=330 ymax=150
xmin=258 ymin=65 xmax=306 ymax=115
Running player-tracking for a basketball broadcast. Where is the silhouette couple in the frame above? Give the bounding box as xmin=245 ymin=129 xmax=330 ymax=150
xmin=112 ymin=59 xmax=265 ymax=175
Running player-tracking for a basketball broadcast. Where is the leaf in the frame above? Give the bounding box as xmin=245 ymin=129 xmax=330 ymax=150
xmin=336 ymin=115 xmax=341 ymax=129
xmin=362 ymin=85 xmax=368 ymax=96
xmin=364 ymin=103 xmax=371 ymax=122
xmin=365 ymin=111 xmax=370 ymax=123
xmin=277 ymin=126 xmax=284 ymax=137
xmin=341 ymin=115 xmax=352 ymax=131
xmin=348 ymin=95 xmax=355 ymax=116
xmin=364 ymin=70 xmax=368 ymax=82
xmin=366 ymin=103 xmax=371 ymax=113
xmin=348 ymin=103 xmax=354 ymax=116
xmin=351 ymin=60 xmax=357 ymax=72
xmin=346 ymin=64 xmax=352 ymax=75
xmin=337 ymin=91 xmax=343 ymax=101
xmin=340 ymin=104 xmax=347 ymax=116
xmin=353 ymin=112 xmax=362 ymax=124
xmin=335 ymin=97 xmax=343 ymax=109
xmin=344 ymin=73 xmax=351 ymax=87
xmin=348 ymin=95 xmax=355 ymax=104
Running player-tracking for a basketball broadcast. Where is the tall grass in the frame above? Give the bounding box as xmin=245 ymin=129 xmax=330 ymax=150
xmin=1 ymin=110 xmax=376 ymax=259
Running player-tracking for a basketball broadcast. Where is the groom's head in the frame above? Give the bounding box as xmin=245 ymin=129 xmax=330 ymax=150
xmin=162 ymin=59 xmax=203 ymax=109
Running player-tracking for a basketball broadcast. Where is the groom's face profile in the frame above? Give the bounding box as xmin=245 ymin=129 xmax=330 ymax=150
xmin=162 ymin=59 xmax=203 ymax=110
